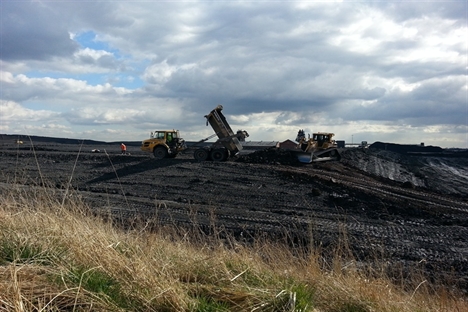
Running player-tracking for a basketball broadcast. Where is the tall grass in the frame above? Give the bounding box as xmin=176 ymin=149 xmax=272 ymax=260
xmin=0 ymin=184 xmax=466 ymax=312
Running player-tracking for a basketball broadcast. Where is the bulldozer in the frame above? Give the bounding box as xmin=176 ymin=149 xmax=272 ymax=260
xmin=292 ymin=129 xmax=341 ymax=163
xmin=140 ymin=130 xmax=187 ymax=159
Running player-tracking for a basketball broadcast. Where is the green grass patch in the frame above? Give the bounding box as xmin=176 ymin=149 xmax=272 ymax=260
xmin=192 ymin=295 xmax=231 ymax=312
xmin=64 ymin=265 xmax=134 ymax=310
xmin=0 ymin=233 xmax=65 ymax=265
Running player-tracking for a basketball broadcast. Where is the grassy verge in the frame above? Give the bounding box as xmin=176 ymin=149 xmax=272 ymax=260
xmin=0 ymin=185 xmax=466 ymax=312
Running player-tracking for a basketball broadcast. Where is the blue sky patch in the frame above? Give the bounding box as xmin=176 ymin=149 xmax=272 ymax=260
xmin=74 ymin=30 xmax=116 ymax=54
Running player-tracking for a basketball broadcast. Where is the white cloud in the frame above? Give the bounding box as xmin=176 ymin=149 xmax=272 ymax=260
xmin=75 ymin=48 xmax=113 ymax=61
xmin=65 ymin=107 xmax=146 ymax=125
xmin=0 ymin=71 xmax=16 ymax=83
xmin=1 ymin=101 xmax=58 ymax=121
xmin=3 ymin=72 xmax=134 ymax=104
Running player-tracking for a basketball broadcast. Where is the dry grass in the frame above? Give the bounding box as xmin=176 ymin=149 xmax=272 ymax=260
xmin=0 ymin=184 xmax=467 ymax=312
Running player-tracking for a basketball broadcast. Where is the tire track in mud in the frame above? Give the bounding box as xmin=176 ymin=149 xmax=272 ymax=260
xmin=269 ymin=164 xmax=468 ymax=276
xmin=42 ymin=154 xmax=468 ymax=264
xmin=86 ymin=192 xmax=468 ymax=285
xmin=6 ymin=178 xmax=463 ymax=273
xmin=279 ymin=165 xmax=468 ymax=215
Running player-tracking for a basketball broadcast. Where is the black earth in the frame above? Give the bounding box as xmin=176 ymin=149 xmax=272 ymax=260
xmin=1 ymin=136 xmax=467 ymax=294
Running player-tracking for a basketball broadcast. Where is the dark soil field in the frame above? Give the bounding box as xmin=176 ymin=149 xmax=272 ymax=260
xmin=1 ymin=135 xmax=468 ymax=293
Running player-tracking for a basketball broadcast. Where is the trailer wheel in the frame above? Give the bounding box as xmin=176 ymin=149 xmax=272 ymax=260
xmin=211 ymin=148 xmax=227 ymax=162
xmin=153 ymin=146 xmax=168 ymax=159
xmin=194 ymin=148 xmax=209 ymax=161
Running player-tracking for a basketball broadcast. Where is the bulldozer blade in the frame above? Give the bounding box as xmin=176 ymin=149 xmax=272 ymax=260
xmin=296 ymin=152 xmax=314 ymax=163
xmin=290 ymin=150 xmax=316 ymax=163
xmin=292 ymin=148 xmax=341 ymax=163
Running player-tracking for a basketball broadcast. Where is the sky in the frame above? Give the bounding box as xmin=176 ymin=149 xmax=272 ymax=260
xmin=1 ymin=0 xmax=467 ymax=148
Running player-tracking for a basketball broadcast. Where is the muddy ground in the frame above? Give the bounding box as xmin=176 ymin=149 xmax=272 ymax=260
xmin=1 ymin=137 xmax=468 ymax=293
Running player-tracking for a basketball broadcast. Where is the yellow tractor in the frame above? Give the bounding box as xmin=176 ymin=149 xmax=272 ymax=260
xmin=141 ymin=130 xmax=186 ymax=159
xmin=293 ymin=129 xmax=341 ymax=163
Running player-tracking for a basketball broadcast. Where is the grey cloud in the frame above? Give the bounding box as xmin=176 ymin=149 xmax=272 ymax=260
xmin=374 ymin=1 xmax=468 ymax=22
xmin=377 ymin=61 xmax=465 ymax=83
xmin=1 ymin=1 xmax=126 ymax=63
xmin=343 ymin=77 xmax=466 ymax=126
xmin=97 ymin=55 xmax=118 ymax=69
xmin=76 ymin=55 xmax=96 ymax=65
xmin=76 ymin=53 xmax=118 ymax=70
xmin=144 ymin=55 xmax=387 ymax=116
xmin=1 ymin=2 xmax=79 ymax=61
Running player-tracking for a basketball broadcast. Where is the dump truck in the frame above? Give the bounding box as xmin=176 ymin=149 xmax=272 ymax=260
xmin=291 ymin=129 xmax=341 ymax=163
xmin=140 ymin=105 xmax=248 ymax=161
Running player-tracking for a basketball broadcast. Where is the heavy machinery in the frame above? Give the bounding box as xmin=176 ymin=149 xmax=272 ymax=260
xmin=292 ymin=129 xmax=341 ymax=163
xmin=140 ymin=130 xmax=187 ymax=159
xmin=191 ymin=105 xmax=249 ymax=161
xmin=140 ymin=105 xmax=248 ymax=161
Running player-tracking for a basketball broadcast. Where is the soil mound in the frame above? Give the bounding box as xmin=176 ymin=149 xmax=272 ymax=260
xmin=370 ymin=141 xmax=443 ymax=154
xmin=236 ymin=147 xmax=301 ymax=165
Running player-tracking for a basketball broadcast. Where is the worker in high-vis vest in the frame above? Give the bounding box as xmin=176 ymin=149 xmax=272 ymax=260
xmin=120 ymin=143 xmax=127 ymax=154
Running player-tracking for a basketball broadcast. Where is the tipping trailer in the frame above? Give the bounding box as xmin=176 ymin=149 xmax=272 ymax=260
xmin=192 ymin=105 xmax=249 ymax=161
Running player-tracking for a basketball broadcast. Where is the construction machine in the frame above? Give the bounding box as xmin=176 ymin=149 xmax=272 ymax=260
xmin=292 ymin=129 xmax=341 ymax=163
xmin=140 ymin=130 xmax=187 ymax=159
xmin=140 ymin=105 xmax=248 ymax=162
xmin=191 ymin=105 xmax=249 ymax=161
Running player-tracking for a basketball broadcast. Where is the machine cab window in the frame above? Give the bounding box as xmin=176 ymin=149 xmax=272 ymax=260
xmin=153 ymin=132 xmax=165 ymax=139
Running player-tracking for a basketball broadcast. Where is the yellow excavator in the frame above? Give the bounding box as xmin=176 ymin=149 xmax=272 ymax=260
xmin=292 ymin=129 xmax=341 ymax=163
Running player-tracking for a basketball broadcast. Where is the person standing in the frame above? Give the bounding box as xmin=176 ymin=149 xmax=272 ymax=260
xmin=120 ymin=143 xmax=127 ymax=154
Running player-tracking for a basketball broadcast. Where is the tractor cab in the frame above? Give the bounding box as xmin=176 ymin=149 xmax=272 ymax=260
xmin=141 ymin=130 xmax=186 ymax=159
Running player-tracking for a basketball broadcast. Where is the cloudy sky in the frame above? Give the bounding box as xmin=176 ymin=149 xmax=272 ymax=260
xmin=1 ymin=0 xmax=467 ymax=147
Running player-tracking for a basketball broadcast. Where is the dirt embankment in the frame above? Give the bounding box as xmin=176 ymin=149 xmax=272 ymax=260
xmin=1 ymin=139 xmax=468 ymax=293
xmin=341 ymin=148 xmax=468 ymax=196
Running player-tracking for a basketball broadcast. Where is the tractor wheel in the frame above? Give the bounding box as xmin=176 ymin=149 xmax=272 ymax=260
xmin=210 ymin=148 xmax=227 ymax=162
xmin=194 ymin=148 xmax=209 ymax=162
xmin=153 ymin=146 xmax=168 ymax=159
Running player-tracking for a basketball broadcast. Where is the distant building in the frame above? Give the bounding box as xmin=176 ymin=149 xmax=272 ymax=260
xmin=336 ymin=140 xmax=345 ymax=148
